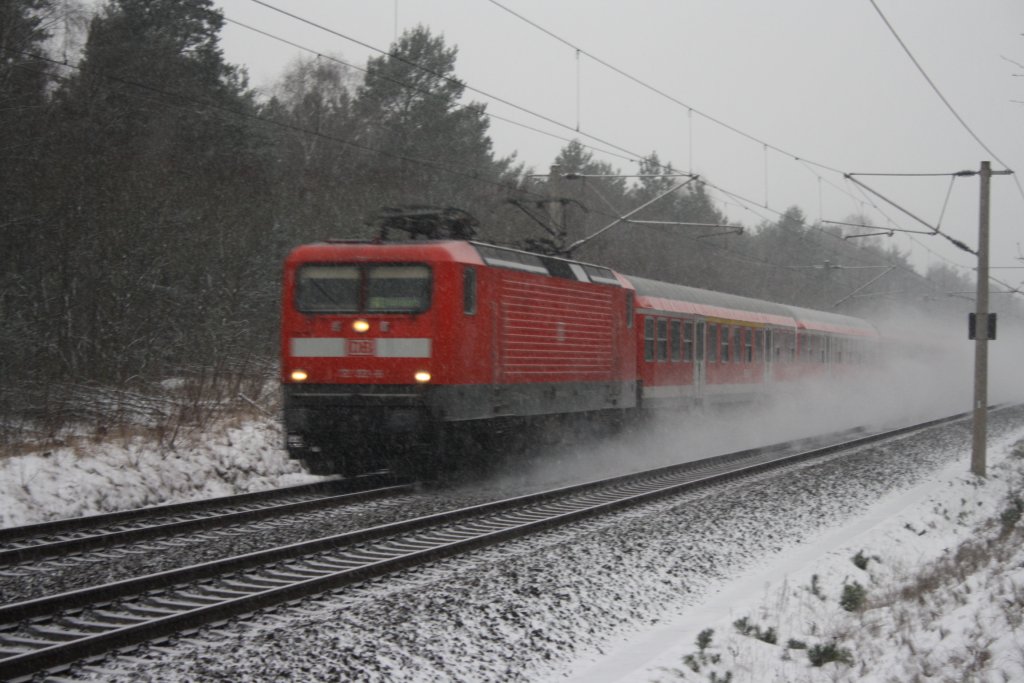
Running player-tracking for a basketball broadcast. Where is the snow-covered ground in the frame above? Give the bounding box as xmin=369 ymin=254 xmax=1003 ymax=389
xmin=4 ymin=366 xmax=1024 ymax=681
xmin=0 ymin=419 xmax=318 ymax=528
xmin=569 ymin=417 xmax=1024 ymax=683
xmin=12 ymin=407 xmax=1012 ymax=682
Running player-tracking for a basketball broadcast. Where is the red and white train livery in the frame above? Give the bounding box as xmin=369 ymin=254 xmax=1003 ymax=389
xmin=281 ymin=239 xmax=877 ymax=474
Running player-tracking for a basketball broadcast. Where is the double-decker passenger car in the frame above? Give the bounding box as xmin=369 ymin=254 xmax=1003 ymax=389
xmin=281 ymin=210 xmax=879 ymax=474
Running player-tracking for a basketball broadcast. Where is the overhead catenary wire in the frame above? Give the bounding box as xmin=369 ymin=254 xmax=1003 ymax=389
xmin=245 ymin=0 xmax=649 ymax=167
xmin=486 ymin=0 xmax=846 ymax=177
xmin=6 ymin=46 xmax=812 ymax=288
xmin=241 ymin=0 xmax=1012 ymax=286
xmin=867 ymin=0 xmax=1024 ymax=206
xmin=479 ymin=0 xmax=1019 ymax=286
xmin=4 ymin=47 xmax=541 ymax=202
xmin=844 ymin=173 xmax=976 ymax=254
xmin=5 ymin=46 xmax=819 ymax=289
xmin=866 ymin=0 xmax=1011 ymax=173
xmin=224 ymin=16 xmax=639 ymax=168
xmin=232 ymin=4 xmax=899 ymax=272
xmin=26 ymin=5 xmax=1018 ymax=306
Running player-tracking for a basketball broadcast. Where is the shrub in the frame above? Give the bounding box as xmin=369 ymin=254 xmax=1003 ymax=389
xmin=840 ymin=582 xmax=867 ymax=612
xmin=1000 ymin=496 xmax=1023 ymax=532
xmin=807 ymin=642 xmax=854 ymax=667
xmin=787 ymin=638 xmax=807 ymax=650
xmin=808 ymin=574 xmax=825 ymax=600
xmin=852 ymin=550 xmax=869 ymax=570
xmin=696 ymin=628 xmax=714 ymax=653
xmin=733 ymin=617 xmax=777 ymax=644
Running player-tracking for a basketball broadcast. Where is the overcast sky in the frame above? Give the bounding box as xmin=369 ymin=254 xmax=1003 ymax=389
xmin=216 ymin=0 xmax=1023 ymax=284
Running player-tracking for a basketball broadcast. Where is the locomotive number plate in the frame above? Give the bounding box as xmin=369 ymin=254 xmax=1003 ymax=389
xmin=347 ymin=339 xmax=376 ymax=356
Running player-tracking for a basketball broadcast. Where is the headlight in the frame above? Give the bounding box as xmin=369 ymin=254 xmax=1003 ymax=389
xmin=352 ymin=319 xmax=370 ymax=333
xmin=414 ymin=371 xmax=431 ymax=383
xmin=290 ymin=369 xmax=309 ymax=382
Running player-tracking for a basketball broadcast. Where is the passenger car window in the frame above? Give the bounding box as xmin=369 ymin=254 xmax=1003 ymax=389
xmin=657 ymin=318 xmax=668 ymax=361
xmin=644 ymin=317 xmax=655 ymax=361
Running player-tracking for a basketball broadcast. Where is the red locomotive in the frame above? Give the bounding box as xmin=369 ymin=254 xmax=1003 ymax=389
xmin=281 ymin=209 xmax=878 ymax=474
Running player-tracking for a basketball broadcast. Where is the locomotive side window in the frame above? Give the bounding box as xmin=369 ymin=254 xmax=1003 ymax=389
xmin=721 ymin=325 xmax=730 ymax=362
xmin=463 ymin=267 xmax=477 ymax=315
xmin=745 ymin=329 xmax=753 ymax=362
xmin=296 ymin=265 xmax=360 ymax=313
xmin=644 ymin=317 xmax=655 ymax=361
xmin=367 ymin=265 xmax=431 ymax=313
xmin=670 ymin=319 xmax=681 ymax=362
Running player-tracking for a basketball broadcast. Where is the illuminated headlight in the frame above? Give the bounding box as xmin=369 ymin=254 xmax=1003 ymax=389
xmin=290 ymin=369 xmax=309 ymax=382
xmin=352 ymin=319 xmax=370 ymax=333
xmin=414 ymin=371 xmax=431 ymax=383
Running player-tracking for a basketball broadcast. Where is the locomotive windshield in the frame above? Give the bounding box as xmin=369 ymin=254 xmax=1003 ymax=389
xmin=296 ymin=263 xmax=431 ymax=314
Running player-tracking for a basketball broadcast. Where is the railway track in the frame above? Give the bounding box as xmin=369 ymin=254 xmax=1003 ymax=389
xmin=0 ymin=412 xmax=974 ymax=681
xmin=0 ymin=472 xmax=411 ymax=567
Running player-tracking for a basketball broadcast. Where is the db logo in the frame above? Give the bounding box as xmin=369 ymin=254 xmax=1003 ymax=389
xmin=347 ymin=339 xmax=375 ymax=356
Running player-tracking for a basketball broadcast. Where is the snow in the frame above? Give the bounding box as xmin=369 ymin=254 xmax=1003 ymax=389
xmin=0 ymin=420 xmax=319 ymax=528
xmin=568 ymin=424 xmax=1024 ymax=683
xmin=3 ymin=392 xmax=1024 ymax=681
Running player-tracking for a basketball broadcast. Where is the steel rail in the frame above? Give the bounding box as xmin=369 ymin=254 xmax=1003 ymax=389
xmin=0 ymin=413 xmax=972 ymax=681
xmin=0 ymin=473 xmax=411 ymax=566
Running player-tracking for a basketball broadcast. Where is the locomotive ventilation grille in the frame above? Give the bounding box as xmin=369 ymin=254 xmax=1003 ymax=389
xmin=500 ymin=277 xmax=615 ymax=379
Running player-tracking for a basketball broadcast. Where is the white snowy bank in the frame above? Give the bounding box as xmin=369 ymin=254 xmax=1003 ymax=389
xmin=0 ymin=419 xmax=318 ymax=528
xmin=570 ymin=425 xmax=1024 ymax=683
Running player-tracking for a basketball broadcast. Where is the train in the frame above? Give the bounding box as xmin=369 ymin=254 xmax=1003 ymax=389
xmin=281 ymin=209 xmax=879 ymax=475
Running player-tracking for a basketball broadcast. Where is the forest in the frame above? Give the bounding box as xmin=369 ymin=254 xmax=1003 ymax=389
xmin=0 ymin=0 xmax=993 ymax=440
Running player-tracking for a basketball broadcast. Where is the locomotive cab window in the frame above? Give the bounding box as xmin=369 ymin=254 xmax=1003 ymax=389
xmin=367 ymin=265 xmax=431 ymax=313
xmin=296 ymin=263 xmax=431 ymax=314
xmin=296 ymin=265 xmax=360 ymax=313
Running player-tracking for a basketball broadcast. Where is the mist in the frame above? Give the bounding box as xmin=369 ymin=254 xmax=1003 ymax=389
xmin=480 ymin=309 xmax=1024 ymax=496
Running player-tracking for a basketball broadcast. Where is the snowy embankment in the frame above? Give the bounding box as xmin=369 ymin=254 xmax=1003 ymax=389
xmin=4 ymin=402 xmax=1024 ymax=682
xmin=572 ymin=422 xmax=1024 ymax=683
xmin=0 ymin=420 xmax=318 ymax=528
xmin=48 ymin=408 xmax=1024 ymax=683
